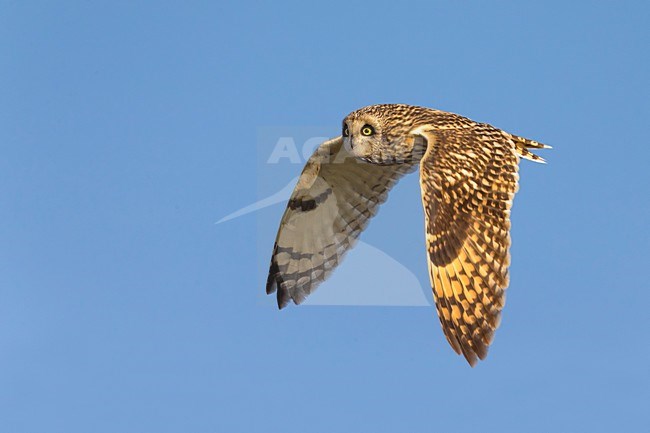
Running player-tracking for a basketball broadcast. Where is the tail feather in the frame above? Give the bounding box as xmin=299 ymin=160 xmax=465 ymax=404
xmin=510 ymin=133 xmax=550 ymax=163
xmin=513 ymin=135 xmax=551 ymax=150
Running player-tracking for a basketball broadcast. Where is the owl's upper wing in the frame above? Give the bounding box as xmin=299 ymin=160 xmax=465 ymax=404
xmin=266 ymin=136 xmax=416 ymax=308
xmin=416 ymin=124 xmax=520 ymax=366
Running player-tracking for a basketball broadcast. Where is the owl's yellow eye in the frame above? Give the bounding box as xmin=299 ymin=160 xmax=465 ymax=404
xmin=343 ymin=124 xmax=349 ymax=137
xmin=361 ymin=124 xmax=375 ymax=136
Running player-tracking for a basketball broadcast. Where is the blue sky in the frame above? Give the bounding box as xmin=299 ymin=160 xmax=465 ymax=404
xmin=2 ymin=1 xmax=649 ymax=432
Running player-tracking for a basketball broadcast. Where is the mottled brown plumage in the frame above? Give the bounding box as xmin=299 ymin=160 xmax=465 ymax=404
xmin=266 ymin=104 xmax=548 ymax=366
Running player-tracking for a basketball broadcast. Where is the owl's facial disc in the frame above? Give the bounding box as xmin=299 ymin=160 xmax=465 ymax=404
xmin=343 ymin=116 xmax=419 ymax=165
xmin=347 ymin=131 xmax=375 ymax=160
xmin=342 ymin=117 xmax=380 ymax=161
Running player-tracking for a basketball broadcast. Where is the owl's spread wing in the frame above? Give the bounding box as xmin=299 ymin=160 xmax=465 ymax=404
xmin=267 ymin=136 xmax=416 ymax=308
xmin=417 ymin=125 xmax=520 ymax=366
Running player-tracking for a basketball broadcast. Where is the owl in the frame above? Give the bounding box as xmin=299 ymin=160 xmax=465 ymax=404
xmin=266 ymin=104 xmax=548 ymax=366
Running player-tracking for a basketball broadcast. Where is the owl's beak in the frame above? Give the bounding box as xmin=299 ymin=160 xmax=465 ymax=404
xmin=344 ymin=137 xmax=354 ymax=152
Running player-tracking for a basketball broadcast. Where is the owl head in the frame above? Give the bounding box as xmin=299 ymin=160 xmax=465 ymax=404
xmin=342 ymin=104 xmax=429 ymax=165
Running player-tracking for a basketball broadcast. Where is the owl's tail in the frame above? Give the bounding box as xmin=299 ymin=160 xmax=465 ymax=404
xmin=511 ymin=134 xmax=551 ymax=163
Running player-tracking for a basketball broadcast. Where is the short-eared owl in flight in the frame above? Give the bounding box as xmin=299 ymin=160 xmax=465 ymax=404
xmin=266 ymin=104 xmax=548 ymax=366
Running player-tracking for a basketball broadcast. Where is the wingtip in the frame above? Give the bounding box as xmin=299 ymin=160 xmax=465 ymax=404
xmin=266 ymin=274 xmax=277 ymax=295
xmin=276 ymin=286 xmax=291 ymax=309
xmin=461 ymin=348 xmax=479 ymax=367
xmin=461 ymin=348 xmax=480 ymax=367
